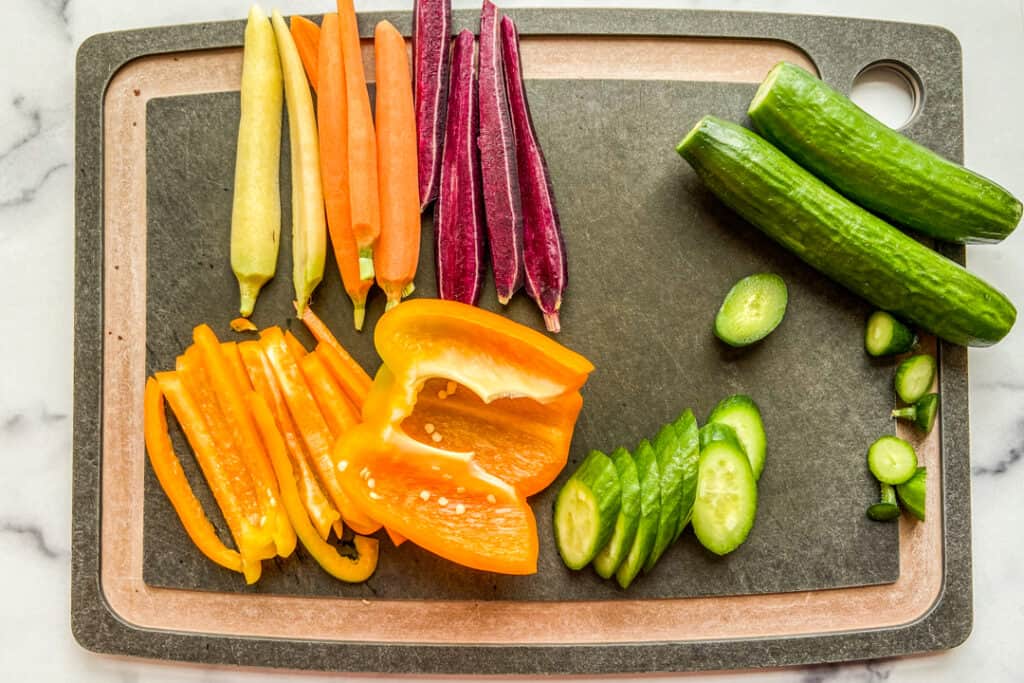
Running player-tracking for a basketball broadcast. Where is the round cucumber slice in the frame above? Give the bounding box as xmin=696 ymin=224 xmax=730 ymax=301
xmin=692 ymin=441 xmax=758 ymax=556
xmin=707 ymin=394 xmax=766 ymax=480
xmin=553 ymin=451 xmax=622 ymax=570
xmin=867 ymin=435 xmax=918 ymax=485
xmin=894 ymin=354 xmax=936 ymax=404
xmin=865 ymin=311 xmax=917 ymax=357
xmin=714 ymin=273 xmax=788 ymax=347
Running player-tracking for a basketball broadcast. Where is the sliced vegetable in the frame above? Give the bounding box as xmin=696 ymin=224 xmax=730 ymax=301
xmin=867 ymin=435 xmax=918 ymax=485
xmin=644 ymin=412 xmax=696 ymax=572
xmin=220 ymin=341 xmax=253 ymax=394
xmin=554 ymin=451 xmax=622 ymax=570
xmin=867 ymin=482 xmax=901 ymax=522
xmin=897 ymin=467 xmax=927 ymax=521
xmin=707 ymin=394 xmax=766 ymax=480
xmin=289 ymin=15 xmax=320 ymax=91
xmin=749 ymin=62 xmax=1023 ymax=244
xmin=412 ymin=0 xmax=452 ymax=209
xmin=865 ymin=311 xmax=917 ymax=357
xmin=298 ymin=304 xmax=373 ymax=401
xmin=374 ymin=20 xmax=422 ymax=310
xmin=479 ymin=0 xmax=524 ymax=305
xmin=671 ymin=411 xmax=701 ymax=541
xmin=692 ymin=431 xmax=757 ymax=555
xmin=231 ymin=5 xmax=283 ymax=317
xmin=892 ymin=393 xmax=940 ymax=434
xmin=593 ymin=448 xmax=641 ymax=579
xmin=299 ymin=351 xmax=359 ymax=437
xmin=676 ymin=116 xmax=1017 ymax=347
xmin=435 ymin=30 xmax=486 ymax=305
xmin=698 ymin=421 xmax=745 ymax=453
xmin=271 ymin=10 xmax=326 ymax=314
xmin=230 ymin=317 xmax=259 ymax=333
xmin=894 ymin=354 xmax=936 ymax=404
xmin=501 ymin=15 xmax=568 ymax=332
xmin=615 ymin=440 xmax=660 ymax=589
xmin=714 ymin=273 xmax=787 ymax=347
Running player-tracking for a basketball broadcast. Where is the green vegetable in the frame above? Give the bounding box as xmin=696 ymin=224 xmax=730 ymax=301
xmin=748 ymin=62 xmax=1023 ymax=245
xmin=644 ymin=411 xmax=698 ymax=572
xmin=897 ymin=467 xmax=927 ymax=521
xmin=698 ymin=422 xmax=745 ymax=453
xmin=867 ymin=482 xmax=901 ymax=522
xmin=894 ymin=354 xmax=936 ymax=404
xmin=671 ymin=411 xmax=701 ymax=542
xmin=867 ymin=435 xmax=918 ymax=485
xmin=593 ymin=448 xmax=641 ymax=579
xmin=865 ymin=311 xmax=917 ymax=357
xmin=553 ymin=451 xmax=621 ymax=570
xmin=706 ymin=394 xmax=766 ymax=480
xmin=892 ymin=393 xmax=940 ymax=434
xmin=714 ymin=273 xmax=788 ymax=347
xmin=675 ymin=116 xmax=1017 ymax=347
xmin=692 ymin=432 xmax=757 ymax=555
xmin=615 ymin=440 xmax=660 ymax=589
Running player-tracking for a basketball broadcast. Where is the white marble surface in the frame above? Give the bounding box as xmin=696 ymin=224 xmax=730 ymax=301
xmin=2 ymin=0 xmax=1022 ymax=680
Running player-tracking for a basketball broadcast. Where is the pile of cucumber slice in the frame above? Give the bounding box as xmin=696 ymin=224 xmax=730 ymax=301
xmin=554 ymin=396 xmax=767 ymax=588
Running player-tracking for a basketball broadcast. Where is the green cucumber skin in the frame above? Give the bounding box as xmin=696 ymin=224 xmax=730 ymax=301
xmin=707 ymin=394 xmax=766 ymax=480
xmin=616 ymin=440 xmax=661 ymax=589
xmin=698 ymin=422 xmax=745 ymax=454
xmin=897 ymin=467 xmax=927 ymax=521
xmin=644 ymin=411 xmax=698 ymax=572
xmin=749 ymin=62 xmax=1023 ymax=244
xmin=865 ymin=311 xmax=917 ymax=357
xmin=692 ymin=441 xmax=758 ymax=555
xmin=553 ymin=451 xmax=622 ymax=570
xmin=676 ymin=116 xmax=1016 ymax=347
xmin=593 ymin=448 xmax=641 ymax=579
xmin=672 ymin=411 xmax=701 ymax=542
xmin=894 ymin=354 xmax=937 ymax=404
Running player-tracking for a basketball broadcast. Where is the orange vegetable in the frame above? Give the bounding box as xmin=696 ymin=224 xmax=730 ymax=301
xmin=386 ymin=528 xmax=407 ymax=547
xmin=289 ymin=15 xmax=320 ymax=91
xmin=297 ymin=305 xmax=373 ymax=402
xmin=299 ymin=352 xmax=360 ymax=437
xmin=220 ymin=341 xmax=253 ymax=393
xmin=143 ymin=378 xmax=244 ymax=574
xmin=230 ymin=317 xmax=259 ymax=333
xmin=337 ymin=0 xmax=380 ymax=280
xmin=283 ymin=329 xmax=309 ymax=363
xmin=373 ymin=20 xmax=421 ymax=310
xmin=249 ymin=392 xmax=378 ymax=582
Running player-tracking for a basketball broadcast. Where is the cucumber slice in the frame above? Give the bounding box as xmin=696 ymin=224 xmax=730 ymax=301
xmin=593 ymin=448 xmax=641 ymax=579
xmin=692 ymin=437 xmax=757 ymax=555
xmin=894 ymin=354 xmax=936 ymax=404
xmin=615 ymin=440 xmax=660 ymax=589
xmin=553 ymin=451 xmax=622 ymax=570
xmin=867 ymin=435 xmax=918 ymax=485
xmin=891 ymin=393 xmax=940 ymax=434
xmin=867 ymin=482 xmax=900 ymax=521
xmin=698 ymin=422 xmax=745 ymax=454
xmin=672 ymin=411 xmax=701 ymax=542
xmin=897 ymin=467 xmax=927 ymax=521
xmin=644 ymin=411 xmax=698 ymax=572
xmin=714 ymin=273 xmax=788 ymax=347
xmin=865 ymin=311 xmax=917 ymax=357
xmin=707 ymin=394 xmax=766 ymax=480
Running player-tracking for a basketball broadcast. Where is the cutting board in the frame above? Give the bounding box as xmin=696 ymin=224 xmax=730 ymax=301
xmin=72 ymin=7 xmax=972 ymax=674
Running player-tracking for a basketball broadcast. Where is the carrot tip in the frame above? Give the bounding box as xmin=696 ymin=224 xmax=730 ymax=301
xmin=353 ymin=304 xmax=366 ymax=331
xmin=543 ymin=312 xmax=561 ymax=334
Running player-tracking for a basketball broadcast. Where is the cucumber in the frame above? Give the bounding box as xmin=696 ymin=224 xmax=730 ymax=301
xmin=593 ymin=448 xmax=641 ymax=579
xmin=748 ymin=62 xmax=1023 ymax=245
xmin=699 ymin=422 xmax=745 ymax=453
xmin=714 ymin=273 xmax=788 ymax=346
xmin=892 ymin=393 xmax=940 ymax=434
xmin=644 ymin=411 xmax=698 ymax=572
xmin=894 ymin=354 xmax=936 ymax=404
xmin=553 ymin=451 xmax=622 ymax=570
xmin=897 ymin=467 xmax=927 ymax=521
xmin=867 ymin=435 xmax=918 ymax=485
xmin=675 ymin=116 xmax=1017 ymax=347
xmin=867 ymin=482 xmax=901 ymax=522
xmin=615 ymin=440 xmax=660 ymax=589
xmin=865 ymin=311 xmax=917 ymax=357
xmin=672 ymin=411 xmax=701 ymax=541
xmin=692 ymin=435 xmax=757 ymax=555
xmin=707 ymin=394 xmax=766 ymax=480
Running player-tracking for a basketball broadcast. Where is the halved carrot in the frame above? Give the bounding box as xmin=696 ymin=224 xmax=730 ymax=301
xmin=337 ymin=0 xmax=381 ymax=280
xmin=144 ymin=378 xmax=244 ymax=574
xmin=297 ymin=305 xmax=372 ymax=397
xmin=220 ymin=341 xmax=253 ymax=393
xmin=283 ymin=329 xmax=309 ymax=363
xmin=239 ymin=340 xmax=340 ymax=541
xmin=318 ymin=13 xmax=373 ymax=330
xmin=290 ymin=15 xmax=320 ymax=91
xmin=373 ymin=20 xmax=421 ymax=310
xmin=299 ymin=351 xmax=359 ymax=437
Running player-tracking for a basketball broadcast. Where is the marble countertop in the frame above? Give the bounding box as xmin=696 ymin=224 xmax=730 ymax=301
xmin=3 ymin=0 xmax=1022 ymax=680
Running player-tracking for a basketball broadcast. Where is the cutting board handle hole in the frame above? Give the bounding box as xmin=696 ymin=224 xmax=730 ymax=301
xmin=851 ymin=61 xmax=921 ymax=130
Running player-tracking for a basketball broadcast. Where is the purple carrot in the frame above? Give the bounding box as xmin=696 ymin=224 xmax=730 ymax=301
xmin=435 ymin=30 xmax=486 ymax=305
xmin=413 ymin=0 xmax=453 ymax=211
xmin=478 ymin=0 xmax=524 ymax=305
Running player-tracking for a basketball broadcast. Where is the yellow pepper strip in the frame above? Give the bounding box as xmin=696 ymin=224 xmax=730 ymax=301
xmin=270 ymin=10 xmax=327 ymax=315
xmin=299 ymin=352 xmax=359 ymax=438
xmin=194 ymin=324 xmax=296 ymax=558
xmin=231 ymin=5 xmax=283 ymax=317
xmin=249 ymin=391 xmax=379 ymax=582
xmin=143 ymin=378 xmax=244 ymax=574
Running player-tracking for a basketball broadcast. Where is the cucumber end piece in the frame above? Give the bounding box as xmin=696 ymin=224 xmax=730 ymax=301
xmin=747 ymin=61 xmax=788 ymax=116
xmin=676 ymin=116 xmax=712 ymax=156
xmin=866 ymin=502 xmax=901 ymax=522
xmin=896 ymin=467 xmax=927 ymax=521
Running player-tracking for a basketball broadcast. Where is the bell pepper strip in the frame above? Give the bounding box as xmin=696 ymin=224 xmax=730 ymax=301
xmin=259 ymin=326 xmax=381 ymax=535
xmin=298 ymin=305 xmax=373 ymax=394
xmin=386 ymin=528 xmax=407 ymax=546
xmin=230 ymin=317 xmax=259 ymax=333
xmin=194 ymin=324 xmax=296 ymax=558
xmin=250 ymin=391 xmax=379 ymax=582
xmin=143 ymin=378 xmax=244 ymax=574
xmin=283 ymin=330 xmax=309 ymax=363
xmin=289 ymin=15 xmax=320 ymax=92
xmin=299 ymin=352 xmax=360 ymax=437
xmin=315 ymin=342 xmax=370 ymax=410
xmin=220 ymin=341 xmax=253 ymax=393
xmin=238 ymin=340 xmax=340 ymax=541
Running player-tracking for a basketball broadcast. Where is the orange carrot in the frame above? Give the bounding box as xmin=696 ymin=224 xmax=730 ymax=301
xmin=299 ymin=352 xmax=359 ymax=437
xmin=298 ymin=305 xmax=373 ymax=393
xmin=290 ymin=15 xmax=320 ymax=91
xmin=283 ymin=329 xmax=309 ymax=363
xmin=220 ymin=341 xmax=253 ymax=393
xmin=316 ymin=343 xmax=369 ymax=408
xmin=373 ymin=20 xmax=421 ymax=310
xmin=337 ymin=0 xmax=381 ymax=280
xmin=318 ymin=13 xmax=373 ymax=330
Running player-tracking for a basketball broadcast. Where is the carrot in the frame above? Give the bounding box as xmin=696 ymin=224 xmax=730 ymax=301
xmin=283 ymin=329 xmax=309 ymax=363
xmin=373 ymin=20 xmax=421 ymax=310
xmin=298 ymin=305 xmax=373 ymax=393
xmin=220 ymin=341 xmax=253 ymax=393
xmin=239 ymin=341 xmax=340 ymax=541
xmin=299 ymin=352 xmax=359 ymax=437
xmin=289 ymin=15 xmax=320 ymax=91
xmin=337 ymin=0 xmax=381 ymax=280
xmin=318 ymin=13 xmax=373 ymax=330
xmin=144 ymin=378 xmax=244 ymax=574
